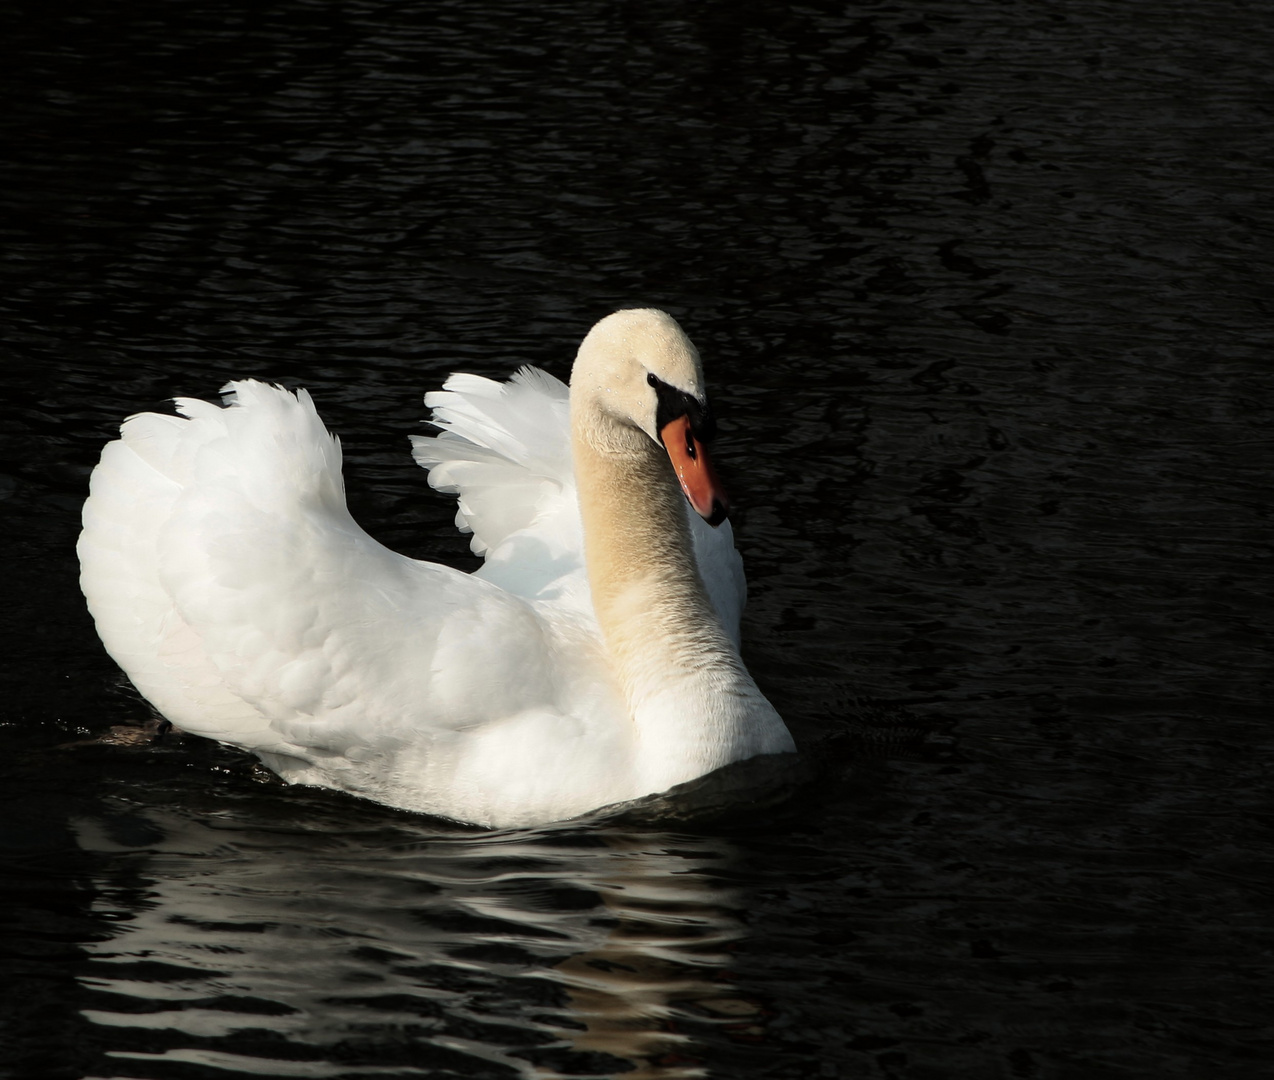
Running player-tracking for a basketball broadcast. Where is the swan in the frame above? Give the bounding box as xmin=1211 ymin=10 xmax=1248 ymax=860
xmin=77 ymin=309 xmax=795 ymax=827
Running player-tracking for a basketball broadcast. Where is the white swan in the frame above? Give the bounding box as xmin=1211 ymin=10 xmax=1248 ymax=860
xmin=78 ymin=309 xmax=795 ymax=827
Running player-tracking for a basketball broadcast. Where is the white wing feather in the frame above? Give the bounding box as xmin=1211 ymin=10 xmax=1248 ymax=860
xmin=80 ymin=382 xmax=561 ymax=764
xmin=412 ymin=365 xmax=745 ymax=641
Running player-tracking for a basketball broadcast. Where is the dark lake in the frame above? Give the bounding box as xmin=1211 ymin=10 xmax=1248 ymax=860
xmin=2 ymin=1 xmax=1270 ymax=1077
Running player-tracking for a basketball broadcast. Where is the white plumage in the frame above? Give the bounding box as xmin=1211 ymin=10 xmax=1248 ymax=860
xmin=79 ymin=310 xmax=794 ymax=827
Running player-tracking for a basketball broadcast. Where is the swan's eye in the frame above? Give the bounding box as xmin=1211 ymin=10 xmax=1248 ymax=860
xmin=685 ymin=425 xmax=697 ymax=460
xmin=647 ymin=372 xmax=658 ymax=388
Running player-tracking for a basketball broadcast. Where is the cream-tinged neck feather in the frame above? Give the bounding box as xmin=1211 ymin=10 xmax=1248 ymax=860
xmin=569 ymin=310 xmax=792 ymax=787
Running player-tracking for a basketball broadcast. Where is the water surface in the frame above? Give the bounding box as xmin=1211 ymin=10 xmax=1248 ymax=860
xmin=1 ymin=1 xmax=1270 ymax=1076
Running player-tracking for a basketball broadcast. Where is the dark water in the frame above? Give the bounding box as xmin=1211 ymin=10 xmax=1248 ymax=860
xmin=2 ymin=1 xmax=1271 ymax=1076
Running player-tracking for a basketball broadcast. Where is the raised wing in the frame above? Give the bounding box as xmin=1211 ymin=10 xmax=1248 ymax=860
xmin=79 ymin=381 xmax=563 ymax=769
xmin=411 ymin=366 xmax=746 ymax=643
xmin=411 ymin=366 xmax=587 ymax=607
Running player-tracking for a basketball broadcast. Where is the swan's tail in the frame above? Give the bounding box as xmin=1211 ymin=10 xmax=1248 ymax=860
xmin=410 ymin=366 xmax=573 ymax=557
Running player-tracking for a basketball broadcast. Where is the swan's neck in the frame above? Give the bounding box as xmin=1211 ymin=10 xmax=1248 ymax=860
xmin=572 ymin=411 xmax=784 ymax=786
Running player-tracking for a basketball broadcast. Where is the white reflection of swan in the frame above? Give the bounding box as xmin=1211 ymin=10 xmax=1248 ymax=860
xmin=74 ymin=803 xmax=765 ymax=1078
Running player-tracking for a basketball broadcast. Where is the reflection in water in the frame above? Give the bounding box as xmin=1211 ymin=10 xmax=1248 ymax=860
xmin=75 ymin=802 xmax=758 ymax=1078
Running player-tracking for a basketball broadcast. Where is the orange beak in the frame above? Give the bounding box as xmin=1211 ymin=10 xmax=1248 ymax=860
xmin=659 ymin=416 xmax=729 ymax=526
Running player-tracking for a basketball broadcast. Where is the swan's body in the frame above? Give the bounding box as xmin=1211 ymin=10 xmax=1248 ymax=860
xmin=78 ymin=310 xmax=794 ymax=827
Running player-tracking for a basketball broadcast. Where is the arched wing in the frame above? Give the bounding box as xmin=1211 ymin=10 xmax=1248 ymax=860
xmin=79 ymin=381 xmax=563 ymax=767
xmin=412 ymin=365 xmax=745 ymax=642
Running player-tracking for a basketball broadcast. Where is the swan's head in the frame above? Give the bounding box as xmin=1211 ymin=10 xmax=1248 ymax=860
xmin=571 ymin=308 xmax=728 ymax=526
